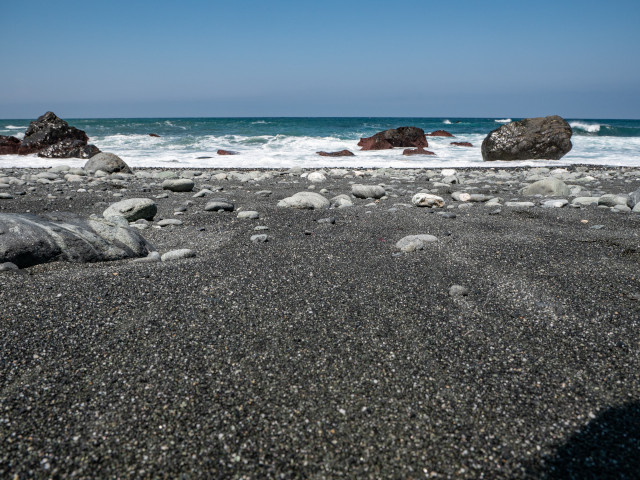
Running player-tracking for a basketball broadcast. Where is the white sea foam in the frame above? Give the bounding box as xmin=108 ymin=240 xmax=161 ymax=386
xmin=4 ymin=125 xmax=27 ymax=130
xmin=569 ymin=122 xmax=601 ymax=133
xmin=443 ymin=120 xmax=452 ymax=124
xmin=495 ymin=119 xmax=512 ymax=123
xmin=2 ymin=133 xmax=639 ymax=169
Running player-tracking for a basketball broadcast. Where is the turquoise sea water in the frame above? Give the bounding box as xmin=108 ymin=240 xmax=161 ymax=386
xmin=2 ymin=117 xmax=640 ymax=169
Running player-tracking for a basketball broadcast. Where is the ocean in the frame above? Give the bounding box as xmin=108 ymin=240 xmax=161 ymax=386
xmin=1 ymin=117 xmax=640 ymax=169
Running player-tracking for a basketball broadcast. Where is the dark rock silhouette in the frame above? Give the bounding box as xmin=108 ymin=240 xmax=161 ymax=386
xmin=358 ymin=127 xmax=428 ymax=151
xmin=482 ymin=115 xmax=572 ymax=161
xmin=427 ymin=130 xmax=454 ymax=137
xmin=0 ymin=136 xmax=21 ymax=155
xmin=451 ymin=142 xmax=473 ymax=147
xmin=217 ymin=149 xmax=238 ymax=155
xmin=530 ymin=402 xmax=640 ymax=479
xmin=316 ymin=150 xmax=355 ymax=157
xmin=17 ymin=111 xmax=99 ymax=158
xmin=402 ymin=147 xmax=436 ymax=156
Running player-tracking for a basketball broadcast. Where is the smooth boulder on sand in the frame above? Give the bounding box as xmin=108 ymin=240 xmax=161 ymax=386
xmin=0 ymin=212 xmax=154 ymax=268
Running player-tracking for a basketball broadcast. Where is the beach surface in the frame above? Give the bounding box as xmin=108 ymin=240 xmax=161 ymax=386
xmin=1 ymin=165 xmax=639 ymax=478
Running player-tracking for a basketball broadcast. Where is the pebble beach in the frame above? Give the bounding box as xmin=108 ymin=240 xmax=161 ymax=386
xmin=1 ymin=163 xmax=640 ymax=478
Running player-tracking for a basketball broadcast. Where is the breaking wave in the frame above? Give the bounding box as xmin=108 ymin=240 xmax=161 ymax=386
xmin=495 ymin=119 xmax=511 ymax=123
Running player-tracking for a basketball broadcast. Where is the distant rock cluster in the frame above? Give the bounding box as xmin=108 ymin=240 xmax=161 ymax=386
xmin=0 ymin=112 xmax=100 ymax=159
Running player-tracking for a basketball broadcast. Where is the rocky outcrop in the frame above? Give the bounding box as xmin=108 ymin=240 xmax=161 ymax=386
xmin=427 ymin=130 xmax=454 ymax=137
xmin=481 ymin=115 xmax=573 ymax=161
xmin=84 ymin=152 xmax=132 ymax=174
xmin=403 ymin=147 xmax=435 ymax=156
xmin=316 ymin=150 xmax=355 ymax=157
xmin=16 ymin=111 xmax=100 ymax=158
xmin=358 ymin=127 xmax=428 ymax=151
xmin=0 ymin=136 xmax=21 ymax=155
xmin=0 ymin=212 xmax=154 ymax=268
xmin=451 ymin=142 xmax=473 ymax=147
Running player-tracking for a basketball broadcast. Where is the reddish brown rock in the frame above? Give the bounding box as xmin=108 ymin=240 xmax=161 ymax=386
xmin=403 ymin=147 xmax=436 ymax=156
xmin=450 ymin=142 xmax=473 ymax=147
xmin=427 ymin=130 xmax=454 ymax=137
xmin=316 ymin=149 xmax=355 ymax=157
xmin=358 ymin=126 xmax=427 ymax=151
xmin=217 ymin=149 xmax=238 ymax=155
xmin=149 ymin=133 xmax=160 ymax=137
xmin=0 ymin=136 xmax=21 ymax=155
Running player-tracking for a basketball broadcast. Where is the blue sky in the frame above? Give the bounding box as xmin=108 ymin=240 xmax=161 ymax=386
xmin=1 ymin=0 xmax=639 ymax=118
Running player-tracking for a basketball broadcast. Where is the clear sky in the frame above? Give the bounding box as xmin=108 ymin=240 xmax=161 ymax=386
xmin=1 ymin=0 xmax=639 ymax=118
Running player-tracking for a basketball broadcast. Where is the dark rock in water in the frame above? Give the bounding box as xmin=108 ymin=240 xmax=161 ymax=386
xmin=196 ymin=156 xmax=212 ymax=159
xmin=38 ymin=140 xmax=100 ymax=159
xmin=149 ymin=133 xmax=161 ymax=137
xmin=18 ymin=111 xmax=96 ymax=158
xmin=451 ymin=142 xmax=473 ymax=147
xmin=0 ymin=212 xmax=154 ymax=268
xmin=358 ymin=127 xmax=428 ymax=151
xmin=427 ymin=130 xmax=454 ymax=137
xmin=481 ymin=115 xmax=572 ymax=161
xmin=84 ymin=152 xmax=133 ymax=174
xmin=217 ymin=149 xmax=238 ymax=155
xmin=316 ymin=149 xmax=355 ymax=157
xmin=0 ymin=135 xmax=21 ymax=155
xmin=403 ymin=147 xmax=435 ymax=156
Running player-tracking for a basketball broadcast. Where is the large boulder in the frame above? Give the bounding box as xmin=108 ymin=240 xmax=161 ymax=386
xmin=17 ymin=111 xmax=100 ymax=158
xmin=84 ymin=152 xmax=133 ymax=174
xmin=0 ymin=212 xmax=154 ymax=268
xmin=0 ymin=136 xmax=21 ymax=155
xmin=358 ymin=127 xmax=428 ymax=151
xmin=481 ymin=115 xmax=572 ymax=161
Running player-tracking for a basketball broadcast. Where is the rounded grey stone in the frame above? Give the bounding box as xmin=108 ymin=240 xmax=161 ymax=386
xmin=352 ymin=184 xmax=386 ymax=199
xmin=162 ymin=178 xmax=195 ymax=192
xmin=103 ymin=198 xmax=157 ymax=222
xmin=84 ymin=152 xmax=132 ymax=174
xmin=161 ymin=249 xmax=195 ymax=262
xmin=204 ymin=199 xmax=235 ymax=212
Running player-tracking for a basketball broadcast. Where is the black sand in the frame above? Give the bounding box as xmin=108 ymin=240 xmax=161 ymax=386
xmin=1 ymin=166 xmax=639 ymax=478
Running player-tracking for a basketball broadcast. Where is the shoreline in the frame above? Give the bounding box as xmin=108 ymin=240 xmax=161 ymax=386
xmin=2 ymin=164 xmax=640 ymax=478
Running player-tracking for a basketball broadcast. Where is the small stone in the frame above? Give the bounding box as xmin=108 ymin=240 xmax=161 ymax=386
xmin=277 ymin=192 xmax=330 ymax=210
xmin=103 ymin=198 xmax=157 ymax=222
xmin=251 ymin=234 xmax=268 ymax=243
xmin=162 ymin=178 xmax=194 ymax=192
xmin=396 ymin=234 xmax=438 ymax=252
xmin=204 ymin=199 xmax=235 ymax=212
xmin=161 ymin=249 xmax=195 ymax=261
xmin=412 ymin=193 xmax=445 ymax=208
xmin=541 ymin=199 xmax=568 ymax=208
xmin=237 ymin=211 xmax=259 ymax=219
xmin=254 ymin=226 xmax=269 ymax=231
xmin=316 ymin=217 xmax=336 ymax=224
xmin=0 ymin=193 xmax=13 ymax=199
xmin=449 ymin=285 xmax=469 ymax=297
xmin=307 ymin=172 xmax=327 ymax=183
xmin=157 ymin=219 xmax=183 ymax=227
xmin=352 ymin=184 xmax=386 ymax=199
xmin=256 ymin=190 xmax=273 ymax=197
xmin=437 ymin=212 xmax=457 ymax=219
xmin=133 ymin=251 xmax=161 ymax=263
xmin=505 ymin=201 xmax=535 ymax=208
